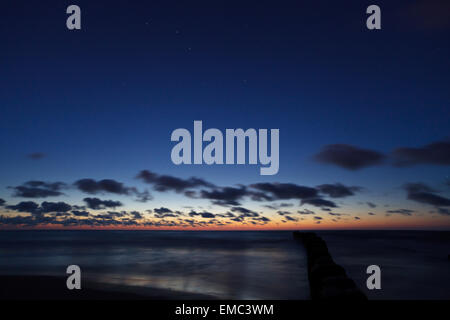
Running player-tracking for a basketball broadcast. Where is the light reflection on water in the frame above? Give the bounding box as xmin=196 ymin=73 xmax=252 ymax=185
xmin=0 ymin=230 xmax=309 ymax=299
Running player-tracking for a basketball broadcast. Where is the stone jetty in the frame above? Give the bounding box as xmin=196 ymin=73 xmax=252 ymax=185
xmin=293 ymin=231 xmax=367 ymax=300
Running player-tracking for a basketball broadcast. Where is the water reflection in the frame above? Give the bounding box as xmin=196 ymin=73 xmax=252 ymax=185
xmin=0 ymin=231 xmax=309 ymax=299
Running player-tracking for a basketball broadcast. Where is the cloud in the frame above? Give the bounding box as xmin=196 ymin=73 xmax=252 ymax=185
xmin=328 ymin=212 xmax=348 ymax=216
xmin=188 ymin=210 xmax=216 ymax=218
xmin=403 ymin=183 xmax=436 ymax=193
xmin=75 ymin=179 xmax=128 ymax=194
xmin=40 ymin=201 xmax=72 ymax=213
xmin=297 ymin=209 xmax=315 ymax=215
xmin=437 ymin=208 xmax=450 ymax=216
xmin=368 ymin=212 xmax=376 ymax=215
xmin=74 ymin=178 xmax=152 ymax=202
xmin=9 ymin=181 xmax=66 ymax=198
xmin=6 ymin=201 xmax=40 ymax=214
xmin=0 ymin=206 xmax=244 ymax=228
xmin=227 ymin=207 xmax=260 ymax=221
xmin=386 ymin=209 xmax=415 ymax=216
xmin=137 ymin=170 xmax=215 ymax=192
xmin=27 ymin=152 xmax=45 ymax=160
xmin=403 ymin=183 xmax=450 ymax=208
xmin=263 ymin=202 xmax=293 ymax=210
xmin=230 ymin=206 xmax=259 ymax=217
xmin=252 ymin=216 xmax=270 ymax=223
xmin=250 ymin=183 xmax=318 ymax=200
xmin=301 ymin=198 xmax=338 ymax=208
xmin=196 ymin=186 xmax=249 ymax=206
xmin=317 ymin=183 xmax=362 ymax=198
xmin=284 ymin=215 xmax=298 ymax=222
xmin=314 ymin=216 xmax=323 ymax=220
xmin=71 ymin=210 xmax=90 ymax=217
xmin=130 ymin=211 xmax=143 ymax=219
xmin=0 ymin=199 xmax=5 ymax=206
xmin=83 ymin=198 xmax=122 ymax=210
xmin=6 ymin=201 xmax=72 ymax=214
xmin=153 ymin=208 xmax=185 ymax=218
xmin=367 ymin=202 xmax=377 ymax=208
xmin=314 ymin=144 xmax=385 ymax=170
xmin=154 ymin=207 xmax=173 ymax=214
xmin=393 ymin=141 xmax=450 ymax=167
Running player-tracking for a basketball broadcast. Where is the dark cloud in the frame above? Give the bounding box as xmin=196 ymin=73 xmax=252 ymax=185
xmin=6 ymin=201 xmax=71 ymax=215
xmin=0 ymin=199 xmax=5 ymax=206
xmin=154 ymin=213 xmax=178 ymax=218
xmin=6 ymin=201 xmax=39 ymax=214
xmin=27 ymin=152 xmax=45 ymax=160
xmin=130 ymin=211 xmax=143 ymax=219
xmin=386 ymin=209 xmax=415 ymax=216
xmin=75 ymin=179 xmax=127 ymax=194
xmin=252 ymin=216 xmax=270 ymax=223
xmin=215 ymin=212 xmax=235 ymax=218
xmin=393 ymin=141 xmax=450 ymax=167
xmin=437 ymin=208 xmax=450 ymax=215
xmin=315 ymin=144 xmax=385 ymax=170
xmin=0 ymin=201 xmax=269 ymax=228
xmin=226 ymin=207 xmax=260 ymax=222
xmin=188 ymin=210 xmax=216 ymax=218
xmin=408 ymin=192 xmax=450 ymax=207
xmin=154 ymin=207 xmax=173 ymax=214
xmin=277 ymin=211 xmax=292 ymax=216
xmin=403 ymin=183 xmax=450 ymax=208
xmin=404 ymin=183 xmax=436 ymax=194
xmin=317 ymin=183 xmax=362 ymax=198
xmin=354 ymin=217 xmax=361 ymax=220
xmin=197 ymin=186 xmax=249 ymax=206
xmin=284 ymin=215 xmax=298 ymax=222
xmin=40 ymin=201 xmax=72 ymax=213
xmin=263 ymin=202 xmax=293 ymax=210
xmin=0 ymin=208 xmax=226 ymax=228
xmin=152 ymin=208 xmax=182 ymax=218
xmin=301 ymin=198 xmax=338 ymax=208
xmin=137 ymin=170 xmax=215 ymax=192
xmin=297 ymin=209 xmax=315 ymax=215
xmin=230 ymin=207 xmax=259 ymax=217
xmin=314 ymin=216 xmax=323 ymax=220
xmin=83 ymin=198 xmax=122 ymax=210
xmin=71 ymin=210 xmax=90 ymax=217
xmin=97 ymin=211 xmax=127 ymax=219
xmin=9 ymin=181 xmax=66 ymax=198
xmin=74 ymin=178 xmax=151 ymax=202
xmin=368 ymin=212 xmax=376 ymax=215
xmin=328 ymin=212 xmax=348 ymax=216
xmin=250 ymin=183 xmax=318 ymax=200
xmin=367 ymin=202 xmax=377 ymax=208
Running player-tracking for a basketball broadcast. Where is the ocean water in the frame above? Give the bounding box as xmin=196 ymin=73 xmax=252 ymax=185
xmin=319 ymin=231 xmax=450 ymax=300
xmin=0 ymin=230 xmax=448 ymax=300
xmin=0 ymin=230 xmax=309 ymax=299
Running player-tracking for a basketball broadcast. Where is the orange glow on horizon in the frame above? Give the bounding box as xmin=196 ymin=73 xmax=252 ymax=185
xmin=0 ymin=217 xmax=448 ymax=231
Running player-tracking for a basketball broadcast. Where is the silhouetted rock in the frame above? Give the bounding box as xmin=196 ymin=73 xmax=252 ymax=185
xmin=293 ymin=231 xmax=367 ymax=301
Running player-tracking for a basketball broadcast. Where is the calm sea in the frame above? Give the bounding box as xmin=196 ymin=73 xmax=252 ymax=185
xmin=0 ymin=230 xmax=309 ymax=299
xmin=319 ymin=230 xmax=450 ymax=300
xmin=0 ymin=230 xmax=448 ymax=299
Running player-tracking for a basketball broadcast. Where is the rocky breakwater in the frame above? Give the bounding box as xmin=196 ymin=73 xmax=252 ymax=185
xmin=293 ymin=231 xmax=367 ymax=300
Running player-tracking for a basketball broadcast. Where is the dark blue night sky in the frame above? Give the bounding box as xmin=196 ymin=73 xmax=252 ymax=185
xmin=1 ymin=0 xmax=449 ymax=229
